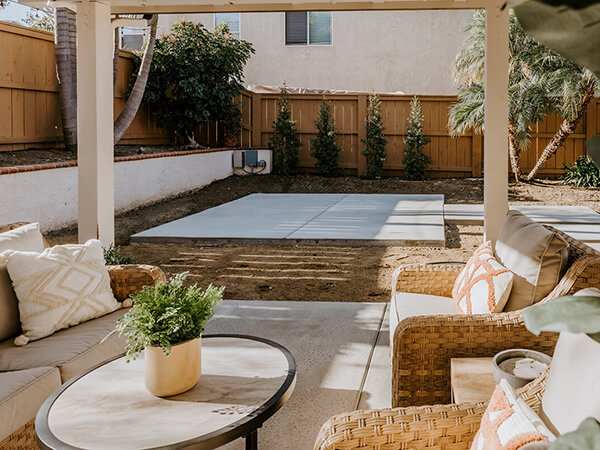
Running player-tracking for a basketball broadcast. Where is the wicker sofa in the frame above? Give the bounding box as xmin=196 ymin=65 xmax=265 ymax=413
xmin=0 ymin=223 xmax=166 ymax=449
xmin=389 ymin=225 xmax=600 ymax=409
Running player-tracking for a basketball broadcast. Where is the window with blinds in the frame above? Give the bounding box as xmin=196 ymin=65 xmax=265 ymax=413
xmin=285 ymin=12 xmax=332 ymax=46
xmin=215 ymin=13 xmax=241 ymax=39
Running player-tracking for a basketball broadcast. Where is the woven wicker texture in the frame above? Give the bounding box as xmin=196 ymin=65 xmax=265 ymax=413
xmin=0 ymin=420 xmax=36 ymax=450
xmin=391 ymin=225 xmax=600 ymax=408
xmin=315 ymin=368 xmax=550 ymax=450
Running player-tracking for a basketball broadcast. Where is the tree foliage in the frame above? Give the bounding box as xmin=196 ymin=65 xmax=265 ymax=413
xmin=268 ymin=86 xmax=301 ymax=175
xmin=143 ymin=21 xmax=254 ymax=145
xmin=449 ymin=10 xmax=600 ymax=181
xmin=362 ymin=91 xmax=387 ymax=179
xmin=403 ymin=96 xmax=431 ymax=180
xmin=310 ymin=98 xmax=340 ymax=176
xmin=24 ymin=9 xmax=54 ymax=31
xmin=563 ymin=156 xmax=600 ymax=188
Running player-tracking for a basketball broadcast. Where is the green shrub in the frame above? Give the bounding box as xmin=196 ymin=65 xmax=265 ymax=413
xmin=268 ymin=87 xmax=301 ymax=175
xmin=403 ymin=96 xmax=432 ymax=181
xmin=103 ymin=244 xmax=135 ymax=265
xmin=110 ymin=273 xmax=224 ymax=360
xmin=142 ymin=22 xmax=254 ymax=145
xmin=563 ymin=156 xmax=600 ymax=188
xmin=311 ymin=98 xmax=340 ymax=177
xmin=362 ymin=92 xmax=387 ymax=179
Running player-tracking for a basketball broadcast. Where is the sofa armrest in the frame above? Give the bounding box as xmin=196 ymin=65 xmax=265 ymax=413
xmin=314 ymin=402 xmax=486 ymax=450
xmin=391 ymin=311 xmax=557 ymax=408
xmin=392 ymin=263 xmax=464 ymax=298
xmin=107 ymin=264 xmax=166 ymax=301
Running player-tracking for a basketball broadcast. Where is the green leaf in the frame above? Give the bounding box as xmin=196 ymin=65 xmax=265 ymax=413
xmin=549 ymin=417 xmax=600 ymax=450
xmin=522 ymin=295 xmax=600 ymax=342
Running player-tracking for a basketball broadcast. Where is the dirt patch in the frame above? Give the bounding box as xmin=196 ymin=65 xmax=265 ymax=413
xmin=45 ymin=174 xmax=599 ymax=302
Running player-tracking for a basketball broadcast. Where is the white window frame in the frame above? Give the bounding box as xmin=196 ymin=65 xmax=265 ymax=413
xmin=284 ymin=11 xmax=333 ymax=47
xmin=214 ymin=13 xmax=241 ymax=39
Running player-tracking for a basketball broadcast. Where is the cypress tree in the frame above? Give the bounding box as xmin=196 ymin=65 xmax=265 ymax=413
xmin=311 ymin=98 xmax=341 ymax=177
xmin=403 ymin=96 xmax=431 ymax=180
xmin=361 ymin=91 xmax=387 ymax=179
xmin=268 ymin=86 xmax=301 ymax=175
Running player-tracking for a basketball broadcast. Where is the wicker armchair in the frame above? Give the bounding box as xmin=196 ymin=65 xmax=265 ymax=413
xmin=0 ymin=223 xmax=166 ymax=449
xmin=390 ymin=225 xmax=600 ymax=408
xmin=315 ymin=368 xmax=549 ymax=450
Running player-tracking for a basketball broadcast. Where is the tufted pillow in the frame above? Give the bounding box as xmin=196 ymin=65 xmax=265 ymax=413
xmin=471 ymin=379 xmax=555 ymax=449
xmin=5 ymin=239 xmax=120 ymax=346
xmin=453 ymin=241 xmax=514 ymax=314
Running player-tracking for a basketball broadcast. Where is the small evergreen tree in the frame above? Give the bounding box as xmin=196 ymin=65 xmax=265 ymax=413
xmin=403 ymin=96 xmax=431 ymax=181
xmin=311 ymin=98 xmax=341 ymax=177
xmin=361 ymin=92 xmax=387 ymax=179
xmin=268 ymin=86 xmax=302 ymax=175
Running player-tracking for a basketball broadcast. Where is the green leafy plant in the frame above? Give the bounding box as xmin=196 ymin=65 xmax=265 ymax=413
xmin=268 ymin=86 xmax=302 ymax=175
xmin=143 ymin=21 xmax=254 ymax=146
xmin=563 ymin=156 xmax=600 ymax=188
xmin=362 ymin=91 xmax=387 ymax=179
xmin=103 ymin=244 xmax=136 ymax=265
xmin=403 ymin=96 xmax=431 ymax=181
xmin=310 ymin=98 xmax=340 ymax=177
xmin=109 ymin=273 xmax=224 ymax=360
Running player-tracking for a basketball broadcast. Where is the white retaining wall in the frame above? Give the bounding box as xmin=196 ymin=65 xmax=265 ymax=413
xmin=0 ymin=150 xmax=267 ymax=232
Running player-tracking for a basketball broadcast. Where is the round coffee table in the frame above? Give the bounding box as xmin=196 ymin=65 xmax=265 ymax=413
xmin=35 ymin=334 xmax=296 ymax=449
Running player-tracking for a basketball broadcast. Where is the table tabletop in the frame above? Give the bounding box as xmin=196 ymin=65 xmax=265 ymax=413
xmin=36 ymin=334 xmax=296 ymax=450
xmin=450 ymin=357 xmax=496 ymax=404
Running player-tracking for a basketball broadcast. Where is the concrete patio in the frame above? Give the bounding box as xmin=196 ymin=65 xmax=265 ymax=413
xmin=204 ymin=300 xmax=390 ymax=450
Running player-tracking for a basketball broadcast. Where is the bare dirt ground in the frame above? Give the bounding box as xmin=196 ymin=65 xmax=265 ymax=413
xmin=46 ymin=175 xmax=599 ymax=303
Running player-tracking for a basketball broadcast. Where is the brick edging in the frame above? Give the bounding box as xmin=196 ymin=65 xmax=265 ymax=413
xmin=0 ymin=147 xmax=260 ymax=175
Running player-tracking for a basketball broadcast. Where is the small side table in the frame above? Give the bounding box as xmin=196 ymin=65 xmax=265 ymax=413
xmin=451 ymin=357 xmax=496 ymax=404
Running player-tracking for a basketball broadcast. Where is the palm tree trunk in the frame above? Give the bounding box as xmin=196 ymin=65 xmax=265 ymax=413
xmin=55 ymin=8 xmax=77 ymax=153
xmin=526 ymin=83 xmax=595 ymax=180
xmin=113 ymin=28 xmax=120 ymax=95
xmin=113 ymin=16 xmax=158 ymax=144
xmin=508 ymin=126 xmax=522 ymax=182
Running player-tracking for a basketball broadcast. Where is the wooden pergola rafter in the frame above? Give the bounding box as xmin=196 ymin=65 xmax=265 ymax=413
xmin=22 ymin=0 xmax=509 ymax=246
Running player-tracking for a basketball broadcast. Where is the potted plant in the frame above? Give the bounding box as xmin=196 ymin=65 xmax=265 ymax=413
xmin=109 ymin=272 xmax=224 ymax=397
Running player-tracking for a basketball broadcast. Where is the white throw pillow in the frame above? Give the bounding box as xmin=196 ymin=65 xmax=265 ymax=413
xmin=471 ymin=379 xmax=555 ymax=450
xmin=453 ymin=241 xmax=514 ymax=314
xmin=5 ymin=239 xmax=120 ymax=346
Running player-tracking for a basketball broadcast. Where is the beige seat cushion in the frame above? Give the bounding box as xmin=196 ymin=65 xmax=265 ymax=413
xmin=6 ymin=239 xmax=120 ymax=345
xmin=0 ymin=223 xmax=45 ymax=342
xmin=495 ymin=211 xmax=568 ymax=311
xmin=539 ymin=287 xmax=600 ymax=435
xmin=390 ymin=292 xmax=460 ymax=349
xmin=0 ymin=366 xmax=61 ymax=440
xmin=0 ymin=308 xmax=128 ymax=382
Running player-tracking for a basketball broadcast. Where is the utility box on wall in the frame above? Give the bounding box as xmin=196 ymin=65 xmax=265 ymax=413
xmin=232 ymin=149 xmax=272 ymax=175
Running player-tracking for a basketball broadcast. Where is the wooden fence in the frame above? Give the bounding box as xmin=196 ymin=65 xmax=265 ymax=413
xmin=0 ymin=20 xmax=594 ymax=178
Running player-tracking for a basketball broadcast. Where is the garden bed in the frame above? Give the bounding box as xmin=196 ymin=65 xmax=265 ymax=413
xmin=45 ymin=174 xmax=599 ymax=303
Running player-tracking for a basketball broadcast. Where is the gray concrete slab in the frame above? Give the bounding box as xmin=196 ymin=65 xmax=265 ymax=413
xmin=132 ymin=193 xmax=445 ymax=246
xmin=132 ymin=194 xmax=345 ymax=241
xmin=288 ymin=194 xmax=445 ymax=246
xmin=356 ymin=304 xmax=391 ymax=411
xmin=444 ymin=204 xmax=600 ymax=225
xmin=206 ymin=300 xmax=385 ymax=450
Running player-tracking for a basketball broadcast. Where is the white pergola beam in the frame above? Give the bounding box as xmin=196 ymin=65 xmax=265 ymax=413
xmin=483 ymin=1 xmax=509 ymax=244
xmin=76 ymin=0 xmax=115 ymax=245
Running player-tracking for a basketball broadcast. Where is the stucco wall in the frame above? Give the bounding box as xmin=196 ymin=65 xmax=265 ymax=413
xmin=0 ymin=151 xmax=234 ymax=232
xmin=159 ymin=10 xmax=473 ymax=95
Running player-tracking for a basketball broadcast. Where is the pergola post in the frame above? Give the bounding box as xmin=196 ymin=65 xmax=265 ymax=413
xmin=76 ymin=0 xmax=115 ymax=245
xmin=483 ymin=1 xmax=509 ymax=244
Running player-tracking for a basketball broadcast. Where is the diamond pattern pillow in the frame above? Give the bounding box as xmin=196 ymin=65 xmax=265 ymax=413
xmin=471 ymin=379 xmax=555 ymax=449
xmin=5 ymin=239 xmax=120 ymax=346
xmin=453 ymin=241 xmax=514 ymax=314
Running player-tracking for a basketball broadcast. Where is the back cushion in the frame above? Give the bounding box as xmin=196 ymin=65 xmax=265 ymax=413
xmin=495 ymin=211 xmax=568 ymax=311
xmin=0 ymin=224 xmax=45 ymax=341
xmin=540 ymin=289 xmax=600 ymax=435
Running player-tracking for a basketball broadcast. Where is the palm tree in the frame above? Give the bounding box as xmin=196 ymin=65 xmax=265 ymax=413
xmin=449 ymin=10 xmax=600 ymax=181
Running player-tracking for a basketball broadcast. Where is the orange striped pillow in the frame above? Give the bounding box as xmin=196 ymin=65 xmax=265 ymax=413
xmin=471 ymin=379 xmax=554 ymax=449
xmin=453 ymin=241 xmax=514 ymax=314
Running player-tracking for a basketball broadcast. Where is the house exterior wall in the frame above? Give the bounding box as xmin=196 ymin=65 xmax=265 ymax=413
xmin=158 ymin=10 xmax=473 ymax=95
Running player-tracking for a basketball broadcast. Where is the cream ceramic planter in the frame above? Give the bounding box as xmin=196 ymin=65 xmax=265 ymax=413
xmin=145 ymin=337 xmax=202 ymax=397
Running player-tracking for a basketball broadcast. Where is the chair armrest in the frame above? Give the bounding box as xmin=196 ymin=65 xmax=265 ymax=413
xmin=314 ymin=402 xmax=486 ymax=450
xmin=392 ymin=263 xmax=464 ymax=298
xmin=391 ymin=311 xmax=557 ymax=408
xmin=107 ymin=264 xmax=166 ymax=301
